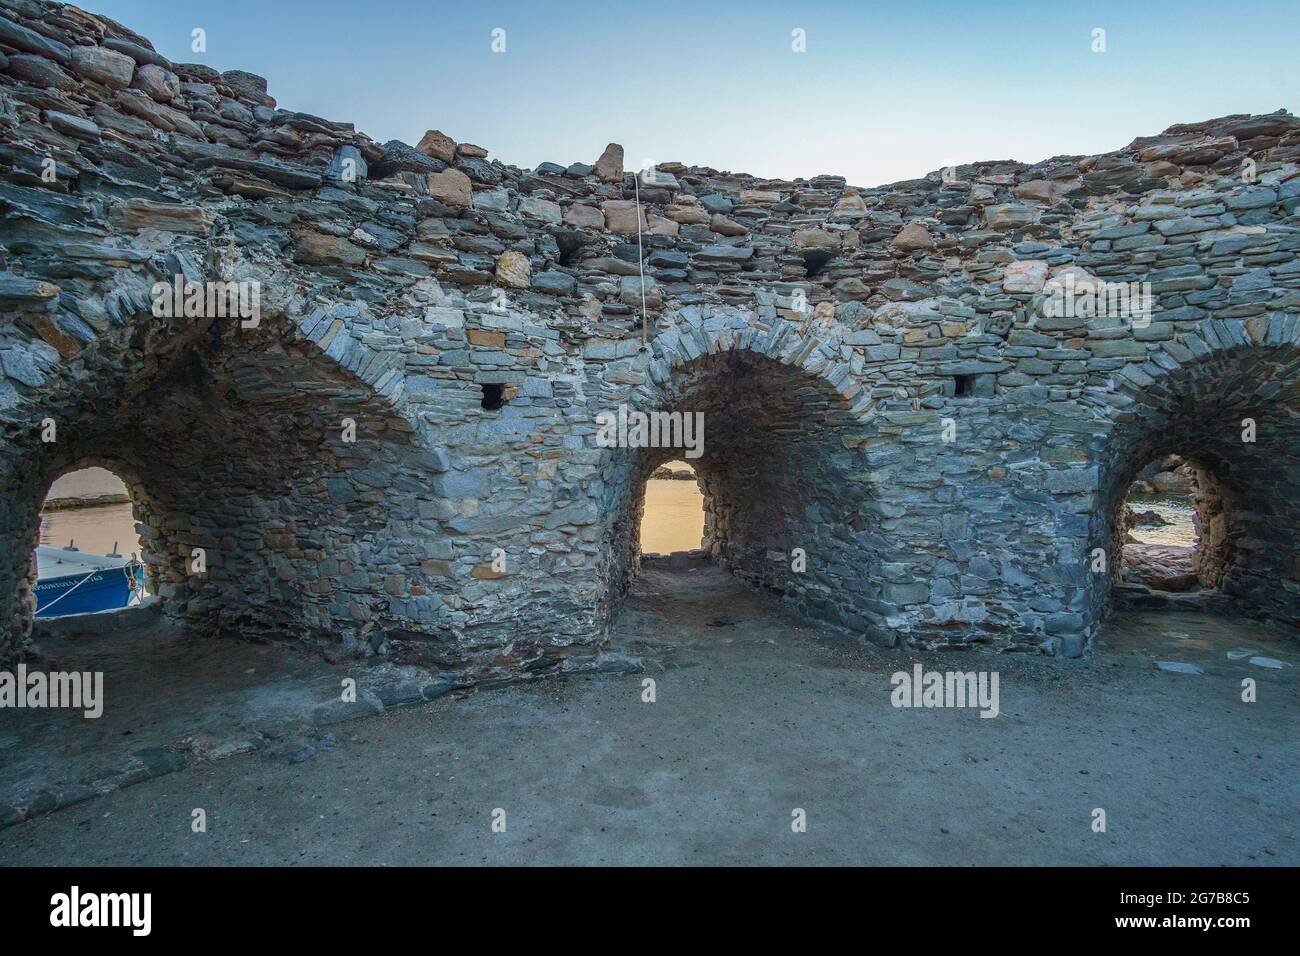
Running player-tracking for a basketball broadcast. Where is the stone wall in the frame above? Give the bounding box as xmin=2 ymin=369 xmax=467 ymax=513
xmin=1 ymin=0 xmax=1297 ymax=675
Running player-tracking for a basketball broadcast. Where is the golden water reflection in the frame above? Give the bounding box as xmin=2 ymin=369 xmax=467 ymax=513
xmin=640 ymin=461 xmax=704 ymax=554
xmin=39 ymin=503 xmax=142 ymax=559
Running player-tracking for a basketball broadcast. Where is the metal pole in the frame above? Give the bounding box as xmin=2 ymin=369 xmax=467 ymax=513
xmin=634 ymin=172 xmax=647 ymax=348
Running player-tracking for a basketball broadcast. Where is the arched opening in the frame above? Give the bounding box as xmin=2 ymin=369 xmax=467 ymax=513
xmin=1095 ymin=342 xmax=1300 ymax=628
xmin=599 ymin=349 xmax=880 ymax=634
xmin=1117 ymin=454 xmax=1221 ymax=593
xmin=1 ymin=314 xmax=441 ymax=663
xmin=639 ymin=460 xmax=705 ymax=557
xmin=35 ymin=466 xmax=150 ymax=618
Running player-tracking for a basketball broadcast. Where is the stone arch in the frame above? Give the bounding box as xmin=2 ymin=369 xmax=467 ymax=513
xmin=0 ymin=309 xmax=448 ymax=662
xmin=1 ymin=459 xmax=145 ymax=645
xmin=1089 ymin=320 xmax=1300 ymax=626
xmin=35 ymin=457 xmax=162 ymax=601
xmin=635 ymin=308 xmax=877 ymax=425
xmin=595 ymin=314 xmax=887 ymax=639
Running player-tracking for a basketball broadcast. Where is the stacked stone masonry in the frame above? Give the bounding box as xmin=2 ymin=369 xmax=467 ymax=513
xmin=1 ymin=0 xmax=1297 ymax=679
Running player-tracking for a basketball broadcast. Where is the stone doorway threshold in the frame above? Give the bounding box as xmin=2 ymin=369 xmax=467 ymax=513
xmin=640 ymin=549 xmax=712 ymax=572
xmin=1110 ymin=581 xmax=1299 ymax=631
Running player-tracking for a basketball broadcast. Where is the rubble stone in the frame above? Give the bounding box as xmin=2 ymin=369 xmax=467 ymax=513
xmin=425 ymin=167 xmax=472 ymax=207
xmin=594 ymin=142 xmax=623 ymax=183
xmin=416 ymin=129 xmax=455 ymax=164
xmin=0 ymin=1 xmax=1297 ymax=681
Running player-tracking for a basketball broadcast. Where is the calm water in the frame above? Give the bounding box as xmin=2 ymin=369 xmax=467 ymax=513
xmin=39 ymin=503 xmax=143 ymax=559
xmin=641 ymin=479 xmax=705 ymax=554
xmin=1127 ymin=495 xmax=1196 ymax=546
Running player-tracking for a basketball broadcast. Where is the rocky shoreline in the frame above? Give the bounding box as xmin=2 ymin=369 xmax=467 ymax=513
xmin=40 ymin=492 xmax=130 ymax=511
xmin=649 ymin=466 xmax=697 ymax=481
xmin=1123 ymin=542 xmax=1199 ymax=591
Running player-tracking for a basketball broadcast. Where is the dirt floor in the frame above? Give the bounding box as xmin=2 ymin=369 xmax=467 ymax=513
xmin=1 ymin=565 xmax=1296 ymax=866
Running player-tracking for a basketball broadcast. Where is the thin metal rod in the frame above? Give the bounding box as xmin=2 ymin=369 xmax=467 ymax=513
xmin=634 ymin=172 xmax=647 ymax=348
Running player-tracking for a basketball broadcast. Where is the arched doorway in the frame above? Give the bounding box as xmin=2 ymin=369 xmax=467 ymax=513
xmin=639 ymin=460 xmax=705 ymax=557
xmin=598 ymin=347 xmax=880 ymax=634
xmin=1095 ymin=339 xmax=1300 ymax=627
xmin=0 ymin=313 xmax=439 ymax=662
xmin=36 ymin=466 xmax=150 ymax=618
xmin=1117 ymin=454 xmax=1217 ymax=593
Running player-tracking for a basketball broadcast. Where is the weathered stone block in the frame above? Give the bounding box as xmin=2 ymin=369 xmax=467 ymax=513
xmin=426 ymin=168 xmax=473 ymax=207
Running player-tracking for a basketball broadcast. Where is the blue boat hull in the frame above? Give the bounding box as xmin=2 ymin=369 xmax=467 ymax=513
xmin=35 ymin=566 xmax=143 ymax=617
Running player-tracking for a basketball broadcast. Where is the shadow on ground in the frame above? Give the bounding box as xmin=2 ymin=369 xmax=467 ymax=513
xmin=1 ymin=565 xmax=1296 ymax=865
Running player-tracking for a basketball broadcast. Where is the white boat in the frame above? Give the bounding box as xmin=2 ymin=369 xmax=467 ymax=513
xmin=34 ymin=544 xmax=146 ymax=618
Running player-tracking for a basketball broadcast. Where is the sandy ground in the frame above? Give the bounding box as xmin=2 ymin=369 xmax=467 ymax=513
xmin=1 ymin=566 xmax=1296 ymax=866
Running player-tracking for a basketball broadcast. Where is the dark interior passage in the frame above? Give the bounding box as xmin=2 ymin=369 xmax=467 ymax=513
xmin=600 ymin=350 xmax=880 ymax=633
xmin=1098 ymin=345 xmax=1300 ymax=627
xmin=0 ymin=317 xmax=427 ymax=658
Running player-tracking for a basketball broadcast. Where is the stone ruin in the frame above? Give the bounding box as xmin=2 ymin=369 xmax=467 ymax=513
xmin=1 ymin=0 xmax=1297 ymax=683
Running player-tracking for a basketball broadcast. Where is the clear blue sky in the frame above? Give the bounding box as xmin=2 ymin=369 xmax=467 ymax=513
xmin=91 ymin=0 xmax=1296 ymax=187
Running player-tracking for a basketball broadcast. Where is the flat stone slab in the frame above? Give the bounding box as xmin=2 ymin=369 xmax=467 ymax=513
xmin=1155 ymin=660 xmax=1204 ymax=674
